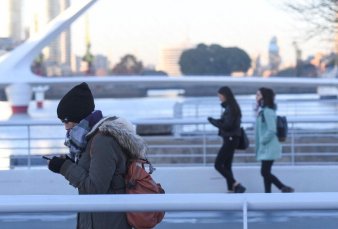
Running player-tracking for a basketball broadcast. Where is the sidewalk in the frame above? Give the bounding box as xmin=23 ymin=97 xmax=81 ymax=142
xmin=0 ymin=165 xmax=337 ymax=194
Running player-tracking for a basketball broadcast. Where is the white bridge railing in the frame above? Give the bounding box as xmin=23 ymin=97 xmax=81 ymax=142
xmin=0 ymin=116 xmax=338 ymax=168
xmin=1 ymin=193 xmax=338 ymax=229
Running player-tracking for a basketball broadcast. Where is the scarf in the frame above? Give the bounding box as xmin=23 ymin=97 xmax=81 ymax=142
xmin=64 ymin=110 xmax=103 ymax=162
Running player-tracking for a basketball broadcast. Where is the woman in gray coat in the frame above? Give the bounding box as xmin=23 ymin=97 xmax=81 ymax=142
xmin=47 ymin=82 xmax=146 ymax=229
xmin=255 ymin=87 xmax=294 ymax=193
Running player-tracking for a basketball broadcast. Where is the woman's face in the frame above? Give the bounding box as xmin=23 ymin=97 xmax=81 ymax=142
xmin=256 ymin=90 xmax=263 ymax=103
xmin=64 ymin=122 xmax=77 ymax=130
xmin=218 ymin=93 xmax=226 ymax=102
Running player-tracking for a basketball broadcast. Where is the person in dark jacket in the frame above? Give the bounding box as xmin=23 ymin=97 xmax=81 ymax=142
xmin=208 ymin=86 xmax=246 ymax=193
xmin=255 ymin=87 xmax=294 ymax=193
xmin=46 ymin=82 xmax=146 ymax=229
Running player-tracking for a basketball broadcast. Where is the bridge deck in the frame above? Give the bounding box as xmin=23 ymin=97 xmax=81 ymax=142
xmin=1 ymin=165 xmax=337 ymax=195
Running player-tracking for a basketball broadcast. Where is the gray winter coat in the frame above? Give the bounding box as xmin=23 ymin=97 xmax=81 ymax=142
xmin=60 ymin=116 xmax=147 ymax=229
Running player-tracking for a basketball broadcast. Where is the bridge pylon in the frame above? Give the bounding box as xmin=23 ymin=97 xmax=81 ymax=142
xmin=0 ymin=0 xmax=98 ymax=115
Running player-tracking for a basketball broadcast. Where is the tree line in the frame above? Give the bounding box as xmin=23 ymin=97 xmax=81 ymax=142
xmin=110 ymin=43 xmax=251 ymax=76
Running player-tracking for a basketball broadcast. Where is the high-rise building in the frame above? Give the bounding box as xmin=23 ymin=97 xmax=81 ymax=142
xmin=158 ymin=43 xmax=191 ymax=76
xmin=48 ymin=0 xmax=71 ymax=68
xmin=30 ymin=0 xmax=72 ymax=76
xmin=0 ymin=0 xmax=23 ymax=42
xmin=94 ymin=54 xmax=110 ymax=76
xmin=9 ymin=0 xmax=23 ymax=42
xmin=268 ymin=36 xmax=281 ymax=75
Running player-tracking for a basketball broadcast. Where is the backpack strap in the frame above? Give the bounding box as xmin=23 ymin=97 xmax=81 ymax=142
xmin=259 ymin=110 xmax=266 ymax=123
xmin=132 ymin=158 xmax=155 ymax=174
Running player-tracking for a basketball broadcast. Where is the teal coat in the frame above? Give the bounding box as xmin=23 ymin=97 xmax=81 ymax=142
xmin=255 ymin=107 xmax=282 ymax=161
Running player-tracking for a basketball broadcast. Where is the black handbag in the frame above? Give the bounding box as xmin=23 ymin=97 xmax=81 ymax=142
xmin=237 ymin=127 xmax=249 ymax=150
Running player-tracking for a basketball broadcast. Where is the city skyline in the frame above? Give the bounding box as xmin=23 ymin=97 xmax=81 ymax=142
xmin=0 ymin=0 xmax=335 ymax=71
xmin=72 ymin=0 xmax=333 ymax=68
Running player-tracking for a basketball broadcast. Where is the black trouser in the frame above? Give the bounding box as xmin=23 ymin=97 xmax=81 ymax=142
xmin=261 ymin=160 xmax=285 ymax=193
xmin=214 ymin=136 xmax=239 ymax=191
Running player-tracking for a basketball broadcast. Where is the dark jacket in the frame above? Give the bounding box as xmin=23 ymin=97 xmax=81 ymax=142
xmin=60 ymin=116 xmax=147 ymax=229
xmin=209 ymin=102 xmax=241 ymax=137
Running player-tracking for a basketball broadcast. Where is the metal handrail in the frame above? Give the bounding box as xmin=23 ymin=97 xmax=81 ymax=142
xmin=0 ymin=193 xmax=337 ymax=229
xmin=1 ymin=115 xmax=338 ymax=125
xmin=0 ymin=116 xmax=338 ymax=169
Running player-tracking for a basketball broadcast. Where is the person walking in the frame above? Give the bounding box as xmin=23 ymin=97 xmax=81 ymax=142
xmin=208 ymin=86 xmax=246 ymax=193
xmin=255 ymin=87 xmax=294 ymax=193
xmin=46 ymin=82 xmax=147 ymax=229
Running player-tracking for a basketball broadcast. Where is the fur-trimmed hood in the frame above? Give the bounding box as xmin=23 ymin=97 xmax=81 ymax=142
xmin=87 ymin=116 xmax=147 ymax=159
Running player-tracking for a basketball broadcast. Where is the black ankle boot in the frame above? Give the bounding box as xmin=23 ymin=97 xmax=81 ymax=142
xmin=281 ymin=186 xmax=294 ymax=193
xmin=234 ymin=183 xmax=246 ymax=193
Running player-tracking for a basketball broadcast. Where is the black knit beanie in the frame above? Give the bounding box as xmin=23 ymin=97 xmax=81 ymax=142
xmin=57 ymin=82 xmax=95 ymax=123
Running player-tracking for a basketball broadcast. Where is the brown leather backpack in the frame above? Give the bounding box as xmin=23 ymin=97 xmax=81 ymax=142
xmin=125 ymin=159 xmax=165 ymax=229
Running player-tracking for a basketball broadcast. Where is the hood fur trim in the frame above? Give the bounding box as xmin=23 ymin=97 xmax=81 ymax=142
xmin=87 ymin=116 xmax=147 ymax=159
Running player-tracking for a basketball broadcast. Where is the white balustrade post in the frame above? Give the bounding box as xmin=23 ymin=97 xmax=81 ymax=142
xmin=32 ymin=85 xmax=50 ymax=109
xmin=5 ymin=83 xmax=32 ymax=114
xmin=173 ymin=102 xmax=183 ymax=137
xmin=243 ymin=201 xmax=248 ymax=229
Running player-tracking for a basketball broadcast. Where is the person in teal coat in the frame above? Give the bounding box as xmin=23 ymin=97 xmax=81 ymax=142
xmin=255 ymin=87 xmax=294 ymax=193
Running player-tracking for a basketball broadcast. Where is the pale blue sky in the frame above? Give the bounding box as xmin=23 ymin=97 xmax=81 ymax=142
xmin=1 ymin=0 xmax=334 ymax=68
xmin=70 ymin=0 xmax=332 ymax=68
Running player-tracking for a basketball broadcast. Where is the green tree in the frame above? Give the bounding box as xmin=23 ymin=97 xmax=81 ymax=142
xmin=179 ymin=43 xmax=251 ymax=75
xmin=277 ymin=63 xmax=318 ymax=77
xmin=31 ymin=53 xmax=47 ymax=76
xmin=82 ymin=43 xmax=95 ymax=75
xmin=112 ymin=54 xmax=143 ymax=75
